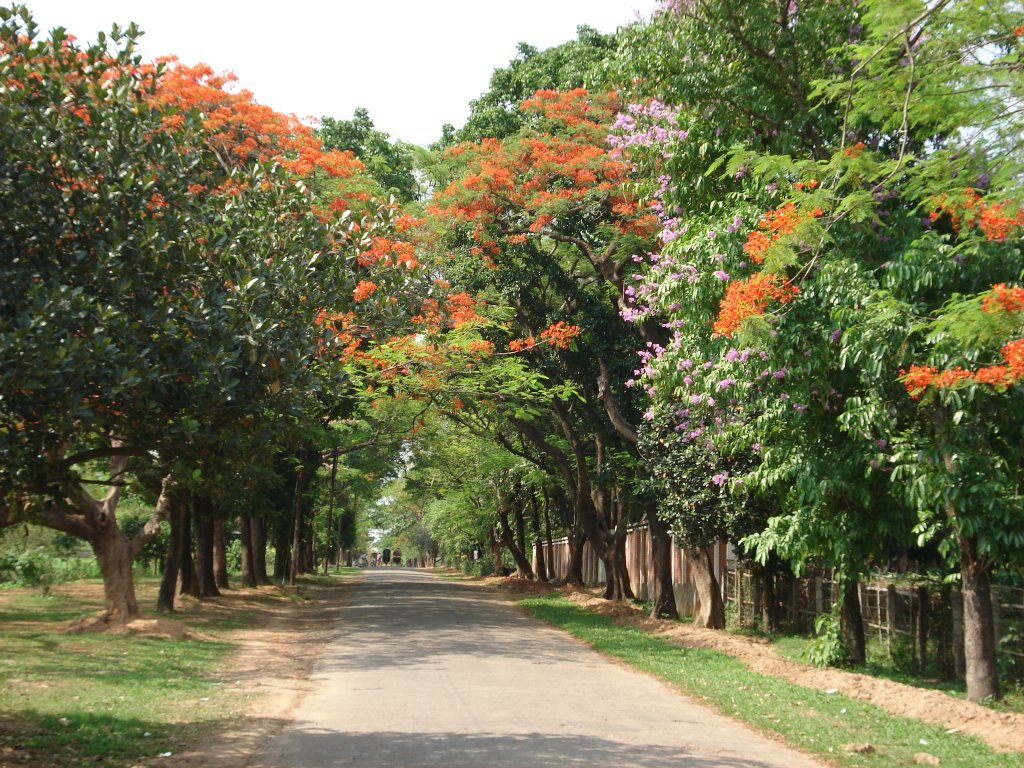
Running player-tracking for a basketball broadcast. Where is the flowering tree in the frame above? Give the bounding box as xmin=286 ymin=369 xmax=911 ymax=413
xmin=616 ymin=0 xmax=1024 ymax=696
xmin=429 ymin=87 xmax=687 ymax=610
xmin=0 ymin=9 xmax=423 ymax=621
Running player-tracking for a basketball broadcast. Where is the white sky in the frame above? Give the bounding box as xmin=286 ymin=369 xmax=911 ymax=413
xmin=21 ymin=1 xmax=651 ymax=146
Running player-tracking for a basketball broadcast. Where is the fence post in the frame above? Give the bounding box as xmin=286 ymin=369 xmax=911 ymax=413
xmin=886 ymin=584 xmax=897 ymax=656
xmin=916 ymin=584 xmax=929 ymax=669
xmin=736 ymin=567 xmax=744 ymax=628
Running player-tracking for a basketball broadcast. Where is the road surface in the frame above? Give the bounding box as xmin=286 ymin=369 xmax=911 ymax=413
xmin=252 ymin=568 xmax=826 ymax=768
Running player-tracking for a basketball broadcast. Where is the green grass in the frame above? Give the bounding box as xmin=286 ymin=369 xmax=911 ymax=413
xmin=520 ymin=594 xmax=1024 ymax=768
xmin=0 ymin=586 xmax=236 ymax=766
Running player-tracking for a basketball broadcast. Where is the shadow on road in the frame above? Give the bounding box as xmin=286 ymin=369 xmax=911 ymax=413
xmin=261 ymin=727 xmax=783 ymax=768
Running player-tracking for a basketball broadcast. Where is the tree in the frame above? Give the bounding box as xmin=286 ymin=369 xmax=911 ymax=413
xmin=617 ymin=0 xmax=1024 ymax=695
xmin=0 ymin=8 xmax=421 ymax=621
xmin=429 ymin=87 xmax=680 ymax=604
xmin=318 ymin=108 xmax=420 ymax=202
xmin=452 ymin=26 xmax=622 ymax=144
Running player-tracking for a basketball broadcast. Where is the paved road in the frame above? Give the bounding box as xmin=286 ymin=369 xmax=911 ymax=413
xmin=252 ymin=568 xmax=826 ymax=768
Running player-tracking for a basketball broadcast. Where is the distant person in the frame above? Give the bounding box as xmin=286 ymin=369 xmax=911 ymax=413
xmin=392 ymin=548 xmax=402 ymax=566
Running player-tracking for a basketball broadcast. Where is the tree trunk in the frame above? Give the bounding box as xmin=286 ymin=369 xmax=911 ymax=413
xmin=490 ymin=527 xmax=503 ymax=576
xmin=252 ymin=515 xmax=270 ymax=584
xmin=288 ymin=456 xmax=306 ymax=586
xmin=960 ymin=535 xmax=1001 ymax=701
xmin=238 ymin=515 xmax=257 ymax=588
xmin=323 ymin=448 xmax=339 ymax=573
xmin=566 ymin=529 xmax=585 ymax=586
xmin=157 ymin=494 xmax=187 ymax=612
xmin=646 ymin=507 xmax=678 ymax=620
xmin=498 ymin=504 xmax=534 ymax=579
xmin=601 ymin=530 xmax=635 ymax=601
xmin=194 ymin=497 xmax=221 ymax=598
xmin=273 ymin=518 xmax=289 ymax=582
xmin=530 ymin=492 xmax=547 ymax=582
xmin=213 ymin=510 xmax=229 ymax=590
xmin=179 ymin=500 xmax=200 ymax=598
xmin=90 ymin=520 xmax=141 ymax=623
xmin=688 ymin=547 xmax=725 ymax=629
xmin=840 ymin=580 xmax=866 ymax=664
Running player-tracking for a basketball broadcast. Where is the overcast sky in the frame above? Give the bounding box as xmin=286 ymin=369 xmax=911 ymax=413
xmin=21 ymin=1 xmax=651 ymax=146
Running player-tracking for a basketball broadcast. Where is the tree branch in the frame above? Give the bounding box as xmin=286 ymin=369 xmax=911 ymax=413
xmin=596 ymin=359 xmax=638 ymax=445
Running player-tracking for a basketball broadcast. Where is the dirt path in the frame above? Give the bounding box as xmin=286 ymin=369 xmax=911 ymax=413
xmin=145 ymin=578 xmax=353 ymax=768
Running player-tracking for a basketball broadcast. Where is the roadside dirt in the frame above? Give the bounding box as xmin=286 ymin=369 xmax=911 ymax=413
xmin=486 ymin=577 xmax=1024 ymax=754
xmin=144 ymin=579 xmax=351 ymax=768
xmin=0 ymin=578 xmax=351 ymax=768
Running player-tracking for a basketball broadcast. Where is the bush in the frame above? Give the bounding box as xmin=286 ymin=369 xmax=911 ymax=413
xmin=0 ymin=548 xmax=100 ymax=592
xmin=804 ymin=607 xmax=849 ymax=667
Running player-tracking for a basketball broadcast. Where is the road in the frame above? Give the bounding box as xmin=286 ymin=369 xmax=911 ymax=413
xmin=252 ymin=568 xmax=827 ymax=768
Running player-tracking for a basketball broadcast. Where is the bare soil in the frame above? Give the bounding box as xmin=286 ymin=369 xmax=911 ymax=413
xmin=485 ymin=577 xmax=1024 ymax=754
xmin=143 ymin=578 xmax=351 ymax=768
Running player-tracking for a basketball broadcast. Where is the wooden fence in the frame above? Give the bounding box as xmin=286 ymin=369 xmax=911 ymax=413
xmin=536 ymin=527 xmax=1023 ymax=675
xmin=535 ymin=529 xmax=728 ymax=617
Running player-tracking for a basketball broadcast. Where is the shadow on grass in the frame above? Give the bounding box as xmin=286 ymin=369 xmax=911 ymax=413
xmin=0 ymin=710 xmax=293 ymax=768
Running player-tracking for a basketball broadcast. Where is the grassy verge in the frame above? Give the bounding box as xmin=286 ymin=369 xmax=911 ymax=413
xmin=771 ymin=632 xmax=1024 ymax=714
xmin=519 ymin=594 xmax=1023 ymax=768
xmin=0 ymin=573 xmax=344 ymax=766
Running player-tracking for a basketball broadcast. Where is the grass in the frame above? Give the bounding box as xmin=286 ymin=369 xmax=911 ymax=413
xmin=519 ymin=594 xmax=1024 ymax=768
xmin=0 ymin=579 xmax=250 ymax=766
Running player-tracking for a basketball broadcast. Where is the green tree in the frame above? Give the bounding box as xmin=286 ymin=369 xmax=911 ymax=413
xmin=318 ymin=108 xmax=420 ymax=202
xmin=619 ymin=0 xmax=1024 ymax=698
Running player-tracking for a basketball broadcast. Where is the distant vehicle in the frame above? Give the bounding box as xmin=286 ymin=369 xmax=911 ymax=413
xmin=382 ymin=548 xmax=391 ymax=565
xmin=392 ymin=548 xmax=402 ymax=566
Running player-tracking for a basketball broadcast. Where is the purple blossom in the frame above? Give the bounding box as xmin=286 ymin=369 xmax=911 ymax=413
xmin=726 ymin=215 xmax=744 ymax=234
xmin=711 ymin=472 xmax=729 ymax=486
xmin=713 ymin=270 xmax=730 ymax=281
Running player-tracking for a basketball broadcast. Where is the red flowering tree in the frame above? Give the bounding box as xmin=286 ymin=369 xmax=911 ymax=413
xmin=428 ymin=87 xmax=684 ymax=612
xmin=0 ymin=10 xmax=426 ymax=621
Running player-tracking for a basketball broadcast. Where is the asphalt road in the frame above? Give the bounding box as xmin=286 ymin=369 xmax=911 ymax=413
xmin=252 ymin=568 xmax=827 ymax=768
